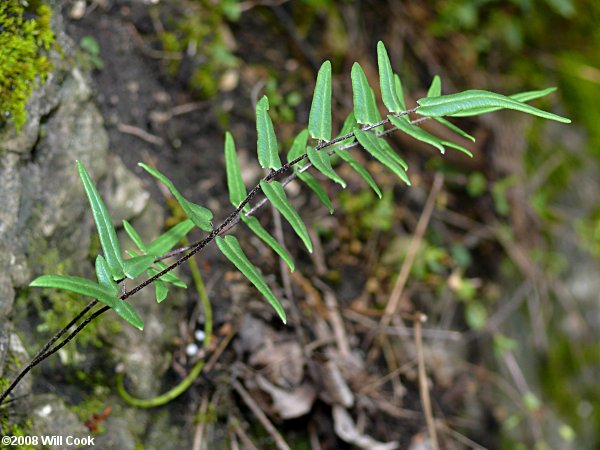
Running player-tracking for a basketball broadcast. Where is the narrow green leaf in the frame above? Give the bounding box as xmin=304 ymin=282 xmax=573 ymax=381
xmin=216 ymin=235 xmax=286 ymax=323
xmin=30 ymin=274 xmax=118 ymax=309
xmin=307 ymin=146 xmax=346 ymax=188
xmin=77 ymin=161 xmax=124 ymax=279
xmin=286 ymin=130 xmax=335 ymax=212
xmin=337 ymin=112 xmax=358 ymax=146
xmin=435 ymin=117 xmax=476 ymax=142
xmin=441 ymin=140 xmax=473 ymax=157
xmin=389 ymin=115 xmax=473 ymax=157
xmin=354 ymin=129 xmax=411 ymax=185
xmin=259 ymin=180 xmax=313 ymax=253
xmin=114 ymin=300 xmax=144 ymax=330
xmin=417 ymin=89 xmax=571 ymax=123
xmin=241 ymin=215 xmax=295 ymax=271
xmin=155 ymin=280 xmax=168 ymax=303
xmin=287 ymin=129 xmax=309 ymax=166
xmin=95 ymin=255 xmax=119 ymax=296
xmin=510 ymin=87 xmax=558 ymax=103
xmin=256 ymin=96 xmax=282 ymax=169
xmin=146 ymin=219 xmax=195 ymax=256
xmin=123 ymin=254 xmax=155 ymax=279
xmin=139 ymin=163 xmax=213 ymax=231
xmin=309 ymin=61 xmax=332 ymax=141
xmin=427 ymin=75 xmax=442 ymax=97
xmin=424 ymin=75 xmax=477 ymax=141
xmin=377 ymin=42 xmax=403 ymax=114
xmin=224 ymin=131 xmax=247 ymax=207
xmin=297 ymin=171 xmax=335 ymax=213
xmin=148 ymin=265 xmax=187 ymax=288
xmin=379 ymin=139 xmax=409 ymax=170
xmin=333 ymin=148 xmax=382 ymax=199
xmin=123 ymin=220 xmax=148 ymax=253
xmin=389 ymin=114 xmax=445 ymax=154
xmin=394 ymin=74 xmax=408 ymax=113
xmin=351 ymin=63 xmax=382 ymax=126
xmin=133 ymin=251 xmax=186 ymax=287
xmin=449 ymin=87 xmax=560 ymax=117
xmin=183 ymin=201 xmax=213 ymax=232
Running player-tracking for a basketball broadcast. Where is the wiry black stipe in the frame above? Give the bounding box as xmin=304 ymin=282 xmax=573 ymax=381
xmin=0 ymin=105 xmax=419 ymax=406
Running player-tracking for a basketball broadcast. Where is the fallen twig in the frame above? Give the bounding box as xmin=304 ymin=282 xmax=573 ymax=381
xmin=413 ymin=312 xmax=440 ymax=450
xmin=232 ymin=380 xmax=291 ymax=450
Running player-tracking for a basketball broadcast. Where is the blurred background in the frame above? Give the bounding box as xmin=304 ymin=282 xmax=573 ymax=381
xmin=1 ymin=0 xmax=599 ymax=449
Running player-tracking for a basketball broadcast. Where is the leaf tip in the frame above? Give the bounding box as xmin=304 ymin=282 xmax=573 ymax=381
xmin=257 ymin=95 xmax=269 ymax=110
xmin=29 ymin=276 xmax=44 ymax=287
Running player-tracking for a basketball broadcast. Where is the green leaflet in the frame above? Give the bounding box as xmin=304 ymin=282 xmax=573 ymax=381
xmin=122 ymin=255 xmax=155 ymax=279
xmin=139 ymin=163 xmax=213 ymax=231
xmin=337 ymin=112 xmax=358 ymax=147
xmin=146 ymin=219 xmax=195 ymax=256
xmin=148 ymin=265 xmax=186 ymax=288
xmin=287 ymin=128 xmax=309 ymax=166
xmin=416 ymin=89 xmax=571 ymax=123
xmin=354 ymin=128 xmax=411 ymax=185
xmin=449 ymin=87 xmax=558 ymax=117
xmin=297 ymin=171 xmax=334 ymax=213
xmin=427 ymin=75 xmax=442 ymax=97
xmin=377 ymin=41 xmax=403 ymax=114
xmin=216 ymin=235 xmax=286 ymax=323
xmin=241 ymin=215 xmax=295 ymax=271
xmin=333 ymin=148 xmax=382 ymax=199
xmin=154 ymin=280 xmax=168 ymax=303
xmin=224 ymin=131 xmax=247 ymax=207
xmin=309 ymin=61 xmax=332 ymax=142
xmin=30 ymin=274 xmax=118 ymax=310
xmin=351 ymin=63 xmax=382 ymax=127
xmin=77 ymin=161 xmax=124 ymax=280
xmin=378 ymin=138 xmax=409 ymax=170
xmin=424 ymin=76 xmax=476 ymax=142
xmin=435 ymin=117 xmax=476 ymax=142
xmin=95 ymin=255 xmax=119 ymax=296
xmin=259 ymin=180 xmax=313 ymax=253
xmin=389 ymin=114 xmax=444 ymax=154
xmin=441 ymin=140 xmax=473 ymax=157
xmin=394 ymin=74 xmax=408 ymax=115
xmin=113 ymin=300 xmax=144 ymax=330
xmin=389 ymin=115 xmax=473 ymax=157
xmin=123 ymin=220 xmax=148 ymax=253
xmin=307 ymin=146 xmax=346 ymax=188
xmin=122 ymin=217 xmax=190 ymax=292
xmin=286 ymin=129 xmax=335 ymax=213
xmin=28 ymin=275 xmax=143 ymax=330
xmin=256 ymin=95 xmax=282 ymax=169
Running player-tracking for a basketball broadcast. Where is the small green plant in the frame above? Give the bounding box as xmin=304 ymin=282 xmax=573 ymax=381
xmin=158 ymin=0 xmax=240 ymax=98
xmin=0 ymin=0 xmax=54 ymax=131
xmin=79 ymin=35 xmax=104 ymax=70
xmin=0 ymin=41 xmax=570 ymax=405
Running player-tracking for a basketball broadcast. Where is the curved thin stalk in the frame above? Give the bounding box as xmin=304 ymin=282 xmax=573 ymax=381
xmin=117 ymin=359 xmax=205 ymax=408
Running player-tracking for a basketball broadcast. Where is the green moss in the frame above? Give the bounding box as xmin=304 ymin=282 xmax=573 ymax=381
xmin=0 ymin=0 xmax=55 ymax=131
xmin=0 ymin=400 xmax=35 ymax=450
xmin=157 ymin=0 xmax=239 ymax=98
xmin=67 ymin=390 xmax=111 ymax=430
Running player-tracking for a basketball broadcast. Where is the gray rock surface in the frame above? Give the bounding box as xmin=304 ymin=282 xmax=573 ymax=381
xmin=0 ymin=2 xmax=184 ymax=447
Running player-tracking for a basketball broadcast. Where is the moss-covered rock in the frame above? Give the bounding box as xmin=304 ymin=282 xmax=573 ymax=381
xmin=0 ymin=0 xmax=55 ymax=131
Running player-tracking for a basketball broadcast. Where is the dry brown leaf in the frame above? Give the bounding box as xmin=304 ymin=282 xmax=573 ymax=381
xmin=255 ymin=375 xmax=316 ymax=420
xmin=333 ymin=405 xmax=399 ymax=450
